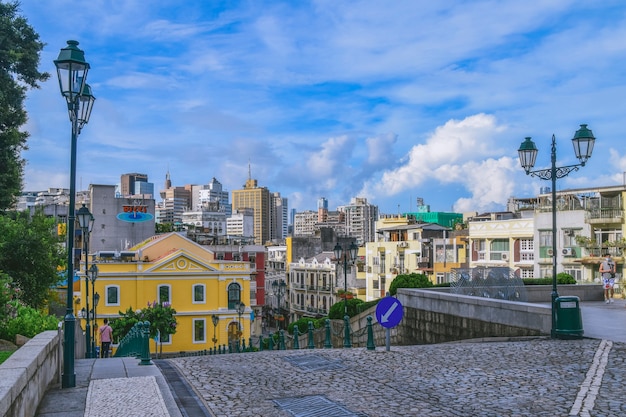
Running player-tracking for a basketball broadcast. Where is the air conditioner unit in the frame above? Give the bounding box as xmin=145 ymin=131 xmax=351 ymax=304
xmin=501 ymin=253 xmax=509 ymax=261
xmin=398 ymin=242 xmax=408 ymax=248
xmin=562 ymin=248 xmax=574 ymax=256
xmin=547 ymin=249 xmax=554 ymax=256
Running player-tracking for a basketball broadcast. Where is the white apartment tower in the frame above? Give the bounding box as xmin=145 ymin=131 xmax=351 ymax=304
xmin=339 ymin=197 xmax=378 ymax=245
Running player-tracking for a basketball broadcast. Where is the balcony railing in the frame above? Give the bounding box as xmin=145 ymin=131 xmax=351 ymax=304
xmin=586 ymin=208 xmax=624 ymax=224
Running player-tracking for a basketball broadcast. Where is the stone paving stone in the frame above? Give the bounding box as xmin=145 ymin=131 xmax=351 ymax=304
xmin=84 ymin=376 xmax=170 ymax=417
xmin=168 ymin=338 xmax=626 ymax=417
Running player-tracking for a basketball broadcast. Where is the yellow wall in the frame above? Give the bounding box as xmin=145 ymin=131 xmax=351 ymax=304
xmin=77 ymin=233 xmax=252 ymax=353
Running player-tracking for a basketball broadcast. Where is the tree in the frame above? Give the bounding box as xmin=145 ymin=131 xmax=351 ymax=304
xmin=0 ymin=210 xmax=65 ymax=307
xmin=328 ymin=298 xmax=365 ymax=319
xmin=0 ymin=2 xmax=49 ymax=211
xmin=111 ymin=301 xmax=177 ymax=358
xmin=389 ymin=273 xmax=433 ymax=296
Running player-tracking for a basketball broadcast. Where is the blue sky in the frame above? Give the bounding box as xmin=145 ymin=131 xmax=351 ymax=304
xmin=17 ymin=0 xmax=626 ymax=215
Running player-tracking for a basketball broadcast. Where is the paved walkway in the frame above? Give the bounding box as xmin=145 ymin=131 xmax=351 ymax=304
xmin=36 ymin=299 xmax=626 ymax=417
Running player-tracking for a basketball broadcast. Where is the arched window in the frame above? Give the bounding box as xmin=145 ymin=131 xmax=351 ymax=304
xmin=158 ymin=284 xmax=171 ymax=304
xmin=228 ymin=283 xmax=241 ymax=309
xmin=105 ymin=285 xmax=119 ymax=306
xmin=193 ymin=284 xmax=205 ymax=303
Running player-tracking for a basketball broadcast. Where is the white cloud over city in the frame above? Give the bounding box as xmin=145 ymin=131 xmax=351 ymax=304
xmin=17 ymin=0 xmax=626 ymax=214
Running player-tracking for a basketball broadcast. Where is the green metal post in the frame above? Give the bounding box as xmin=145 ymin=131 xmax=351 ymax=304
xmin=140 ymin=321 xmax=153 ymax=365
xmin=366 ymin=316 xmax=375 ymax=351
xmin=279 ymin=329 xmax=286 ymax=350
xmin=259 ymin=335 xmax=264 ymax=351
xmin=293 ymin=326 xmax=300 ymax=349
xmin=308 ymin=322 xmax=315 ymax=349
xmin=268 ymin=332 xmax=274 ymax=350
xmin=324 ymin=319 xmax=332 ymax=348
xmin=343 ymin=315 xmax=352 ymax=348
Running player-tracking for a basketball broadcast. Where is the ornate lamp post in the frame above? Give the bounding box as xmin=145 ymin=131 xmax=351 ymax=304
xmin=333 ymin=242 xmax=358 ymax=316
xmin=88 ymin=265 xmax=98 ymax=357
xmin=517 ymin=124 xmax=595 ymax=338
xmin=77 ymin=204 xmax=94 ymax=358
xmin=211 ymin=314 xmax=219 ymax=347
xmin=271 ymin=280 xmax=286 ymax=329
xmin=55 ymin=40 xmax=95 ymax=388
xmin=93 ymin=292 xmax=100 ymax=357
xmin=236 ymin=302 xmax=246 ymax=350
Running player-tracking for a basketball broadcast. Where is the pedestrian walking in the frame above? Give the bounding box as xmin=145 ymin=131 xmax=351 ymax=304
xmin=99 ymin=318 xmax=113 ymax=358
xmin=600 ymin=253 xmax=616 ymax=303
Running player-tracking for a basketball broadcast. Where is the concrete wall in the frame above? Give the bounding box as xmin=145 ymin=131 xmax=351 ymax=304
xmin=395 ymin=288 xmax=551 ymax=345
xmin=427 ymin=284 xmax=604 ymax=303
xmin=0 ymin=331 xmax=60 ymax=417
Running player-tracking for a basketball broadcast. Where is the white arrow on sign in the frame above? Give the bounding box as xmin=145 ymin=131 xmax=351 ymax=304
xmin=380 ymin=300 xmax=399 ymax=323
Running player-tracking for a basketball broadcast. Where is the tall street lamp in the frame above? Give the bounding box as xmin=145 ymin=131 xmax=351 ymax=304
xmin=517 ymin=124 xmax=596 ymax=338
xmin=55 ymin=40 xmax=95 ymax=388
xmin=77 ymin=204 xmax=94 ymax=358
xmin=236 ymin=302 xmax=245 ymax=340
xmin=211 ymin=314 xmax=219 ymax=347
xmin=93 ymin=292 xmax=100 ymax=357
xmin=333 ymin=242 xmax=358 ymax=316
xmin=272 ymin=280 xmax=286 ymax=329
xmin=88 ymin=264 xmax=98 ymax=358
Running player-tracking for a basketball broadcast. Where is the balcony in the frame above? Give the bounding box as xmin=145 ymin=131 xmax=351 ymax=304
xmin=586 ymin=208 xmax=624 ymax=225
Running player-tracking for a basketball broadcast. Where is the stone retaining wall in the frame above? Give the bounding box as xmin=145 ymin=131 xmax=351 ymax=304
xmin=395 ymin=288 xmax=551 ymax=345
xmin=0 ymin=331 xmax=60 ymax=417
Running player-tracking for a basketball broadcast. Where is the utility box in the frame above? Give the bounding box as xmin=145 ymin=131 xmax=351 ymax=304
xmin=555 ymin=296 xmax=584 ymax=339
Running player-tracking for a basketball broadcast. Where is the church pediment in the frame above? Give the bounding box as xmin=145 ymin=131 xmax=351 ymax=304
xmin=147 ymin=253 xmax=217 ymax=273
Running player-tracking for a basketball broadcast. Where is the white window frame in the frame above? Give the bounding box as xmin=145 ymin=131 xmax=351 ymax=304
xmin=105 ymin=285 xmax=120 ymax=306
xmin=193 ymin=284 xmax=205 ymax=304
xmin=158 ymin=284 xmax=171 ymax=304
xmin=193 ymin=318 xmax=206 ymax=343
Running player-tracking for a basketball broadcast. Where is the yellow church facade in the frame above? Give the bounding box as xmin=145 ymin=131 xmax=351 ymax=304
xmin=76 ymin=232 xmax=252 ymax=354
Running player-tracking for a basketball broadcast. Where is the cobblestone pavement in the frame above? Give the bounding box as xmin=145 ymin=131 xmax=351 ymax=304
xmin=170 ymin=338 xmax=626 ymax=417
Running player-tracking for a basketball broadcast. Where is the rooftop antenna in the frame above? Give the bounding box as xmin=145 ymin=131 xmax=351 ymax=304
xmin=248 ymin=159 xmax=252 ymax=181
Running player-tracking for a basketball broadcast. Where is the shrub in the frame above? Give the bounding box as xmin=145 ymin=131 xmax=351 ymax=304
xmin=523 ymin=273 xmax=576 ymax=286
xmin=0 ymin=302 xmax=58 ymax=342
xmin=389 ymin=273 xmax=433 ymax=296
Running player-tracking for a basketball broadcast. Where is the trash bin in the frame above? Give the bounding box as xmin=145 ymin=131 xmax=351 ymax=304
xmin=555 ymin=296 xmax=584 ymax=339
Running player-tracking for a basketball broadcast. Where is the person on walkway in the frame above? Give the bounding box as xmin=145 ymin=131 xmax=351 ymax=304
xmin=600 ymin=253 xmax=616 ymax=303
xmin=99 ymin=318 xmax=113 ymax=358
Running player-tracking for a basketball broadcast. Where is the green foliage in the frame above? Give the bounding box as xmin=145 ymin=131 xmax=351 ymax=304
xmin=0 ymin=210 xmax=64 ymax=307
xmin=328 ymin=297 xmax=365 ymax=319
xmin=0 ymin=351 xmax=14 ymax=364
xmin=0 ymin=302 xmax=58 ymax=341
xmin=287 ymin=317 xmax=323 ymax=335
xmin=111 ymin=302 xmax=177 ymax=343
xmin=389 ymin=273 xmax=433 ymax=296
xmin=0 ymin=2 xmax=49 ymax=211
xmin=110 ymin=307 xmax=142 ymax=343
xmin=522 ymin=273 xmax=577 ymax=286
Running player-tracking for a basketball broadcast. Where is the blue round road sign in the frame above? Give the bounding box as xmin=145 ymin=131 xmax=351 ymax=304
xmin=376 ymin=296 xmax=403 ymax=328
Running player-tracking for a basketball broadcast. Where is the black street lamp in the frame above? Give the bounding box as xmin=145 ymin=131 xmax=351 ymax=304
xmin=77 ymin=204 xmax=94 ymax=358
xmin=236 ymin=302 xmax=245 ymax=338
xmin=518 ymin=124 xmax=595 ymax=338
xmin=93 ymin=291 xmax=100 ymax=357
xmin=88 ymin=265 xmax=98 ymax=358
xmin=211 ymin=314 xmax=219 ymax=347
xmin=333 ymin=242 xmax=359 ymax=316
xmin=55 ymin=40 xmax=95 ymax=388
xmin=271 ymin=280 xmax=286 ymax=329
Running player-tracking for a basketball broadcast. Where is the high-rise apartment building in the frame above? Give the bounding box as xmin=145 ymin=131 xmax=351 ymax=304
xmin=232 ymin=177 xmax=271 ymax=245
xmin=338 ymin=197 xmax=378 ymax=245
xmin=120 ymin=173 xmax=149 ymax=197
xmin=271 ymin=192 xmax=288 ymax=241
xmin=192 ymin=177 xmax=232 ymax=215
xmin=157 ymin=171 xmax=191 ymax=224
